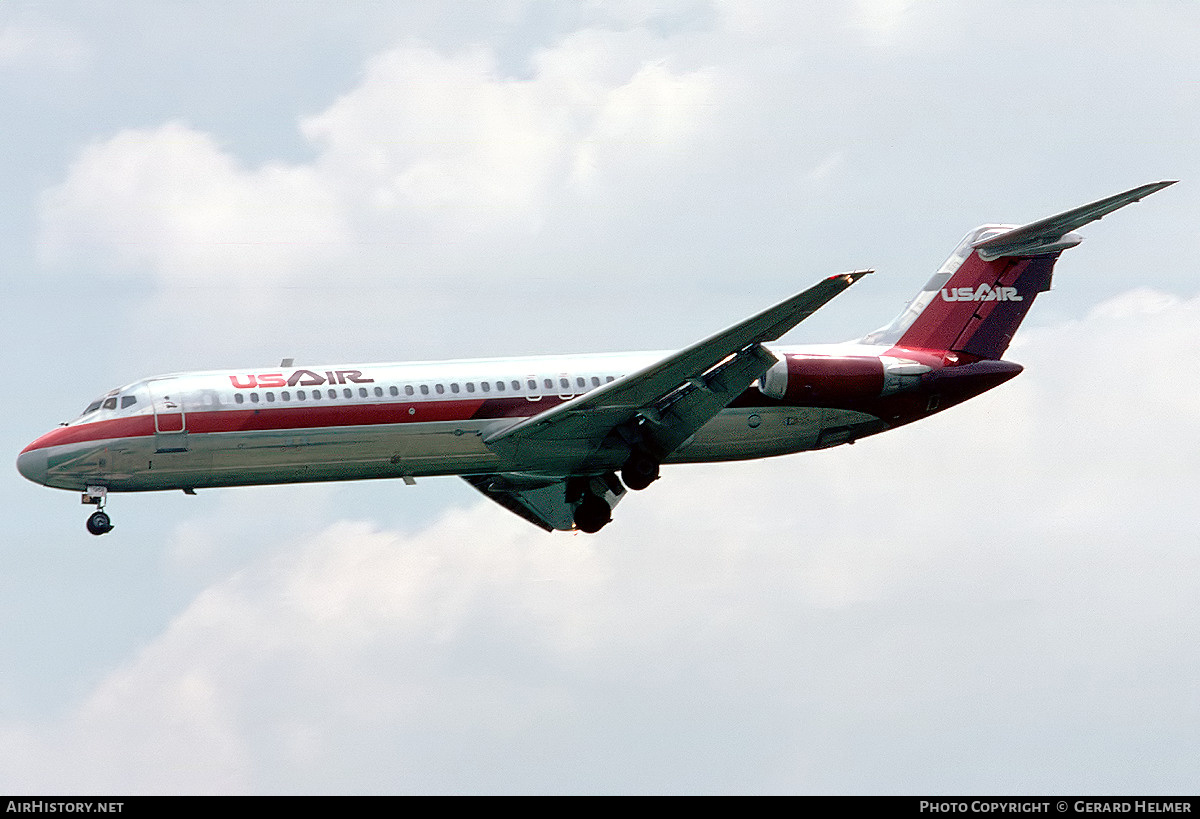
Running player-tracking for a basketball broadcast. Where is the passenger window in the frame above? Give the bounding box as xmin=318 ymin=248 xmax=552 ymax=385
xmin=528 ymin=379 xmax=537 ymax=390
xmin=560 ymin=377 xmax=569 ymax=389
xmin=606 ymin=376 xmax=615 ymax=383
xmin=310 ymin=390 xmax=319 ymax=400
xmin=251 ymin=393 xmax=260 ymax=403
xmin=375 ymin=387 xmax=383 ymax=397
xmin=495 ymin=381 xmax=504 ymax=392
xmin=359 ymin=388 xmax=368 ymax=398
xmin=450 ymin=383 xmax=459 ymax=394
xmin=480 ymin=382 xmax=489 ymax=393
xmin=297 ymin=390 xmax=306 ymax=400
xmin=121 ymin=395 xmax=137 ymax=409
xmin=389 ymin=386 xmax=398 ymax=397
xmin=266 ymin=392 xmax=275 ymax=402
xmin=328 ymin=389 xmax=337 ymax=399
xmin=576 ymin=377 xmax=585 ymax=389
xmin=591 ymin=376 xmax=600 ymax=387
xmin=234 ymin=393 xmax=244 ymax=405
xmin=544 ymin=378 xmax=553 ymax=389
xmin=343 ymin=388 xmax=352 ymax=399
xmin=102 ymin=397 xmax=117 ymax=410
xmin=404 ymin=385 xmax=414 ymax=396
xmin=434 ymin=384 xmax=444 ymax=394
xmin=420 ymin=385 xmax=429 ymax=395
xmin=466 ymin=383 xmax=474 ymax=393
xmin=511 ymin=380 xmax=520 ymax=391
xmin=281 ymin=391 xmax=290 ymax=401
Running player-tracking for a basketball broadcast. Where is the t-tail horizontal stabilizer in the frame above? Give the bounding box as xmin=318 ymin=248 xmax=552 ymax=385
xmin=973 ymin=180 xmax=1177 ymax=260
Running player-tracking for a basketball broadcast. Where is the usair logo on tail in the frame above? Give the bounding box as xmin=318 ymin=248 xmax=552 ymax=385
xmin=940 ymin=284 xmax=1023 ymax=302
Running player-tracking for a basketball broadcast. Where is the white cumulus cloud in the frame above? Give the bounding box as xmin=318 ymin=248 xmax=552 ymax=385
xmin=39 ymin=35 xmax=716 ymax=286
xmin=38 ymin=122 xmax=351 ymax=284
xmin=3 ymin=287 xmax=1197 ymax=794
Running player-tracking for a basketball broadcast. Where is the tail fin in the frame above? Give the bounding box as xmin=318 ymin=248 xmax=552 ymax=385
xmin=862 ymin=181 xmax=1176 ymax=359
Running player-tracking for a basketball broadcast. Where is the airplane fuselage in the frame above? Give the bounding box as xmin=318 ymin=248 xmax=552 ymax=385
xmin=17 ymin=342 xmax=1012 ymax=496
xmin=18 ymin=181 xmax=1172 ymax=534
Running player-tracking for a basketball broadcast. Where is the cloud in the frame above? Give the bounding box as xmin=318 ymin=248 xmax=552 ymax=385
xmin=36 ymin=4 xmax=1192 ymax=370
xmin=3 ymin=287 xmax=1197 ymax=793
xmin=38 ymin=36 xmax=716 ymax=287
xmin=38 ymin=122 xmax=352 ymax=284
xmin=31 ymin=28 xmax=730 ymax=369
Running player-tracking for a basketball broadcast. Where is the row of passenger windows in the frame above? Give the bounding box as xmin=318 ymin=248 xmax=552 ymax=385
xmin=230 ymin=375 xmax=618 ymax=405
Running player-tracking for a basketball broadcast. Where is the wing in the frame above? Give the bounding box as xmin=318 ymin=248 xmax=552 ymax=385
xmin=482 ymin=271 xmax=871 ymax=475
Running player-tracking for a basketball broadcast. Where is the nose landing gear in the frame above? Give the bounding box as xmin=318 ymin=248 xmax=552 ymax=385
xmin=86 ymin=510 xmax=113 ymax=536
xmin=82 ymin=486 xmax=114 ymax=536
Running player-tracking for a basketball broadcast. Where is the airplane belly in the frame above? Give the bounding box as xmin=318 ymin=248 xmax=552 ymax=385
xmin=667 ymin=406 xmax=885 ymax=463
xmin=167 ymin=420 xmax=502 ymax=488
xmin=30 ymin=419 xmax=508 ymax=493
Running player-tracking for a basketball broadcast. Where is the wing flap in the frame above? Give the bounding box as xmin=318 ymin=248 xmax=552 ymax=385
xmin=640 ymin=342 xmax=778 ymax=455
xmin=462 ymin=472 xmax=627 ymax=532
xmin=462 ymin=474 xmax=567 ymax=531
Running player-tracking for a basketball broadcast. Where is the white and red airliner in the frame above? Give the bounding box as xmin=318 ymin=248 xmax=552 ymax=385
xmin=18 ymin=182 xmax=1174 ymax=535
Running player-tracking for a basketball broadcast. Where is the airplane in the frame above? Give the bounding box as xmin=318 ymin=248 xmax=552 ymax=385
xmin=17 ymin=181 xmax=1175 ymax=536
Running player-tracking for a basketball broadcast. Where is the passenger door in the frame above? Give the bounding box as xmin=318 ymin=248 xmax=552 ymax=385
xmin=147 ymin=380 xmax=188 ymax=452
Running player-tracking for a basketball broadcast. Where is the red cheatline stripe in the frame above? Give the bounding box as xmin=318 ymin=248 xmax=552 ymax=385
xmin=20 ymin=397 xmax=544 ymax=453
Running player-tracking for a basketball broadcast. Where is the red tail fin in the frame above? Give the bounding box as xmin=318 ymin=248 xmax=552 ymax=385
xmin=861 ymin=181 xmax=1176 ymax=359
xmin=894 ymin=229 xmax=1057 ymax=359
xmin=861 ymin=226 xmax=1057 ymax=359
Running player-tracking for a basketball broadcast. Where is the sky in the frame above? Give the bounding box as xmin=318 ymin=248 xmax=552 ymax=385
xmin=1 ymin=0 xmax=1198 ymax=795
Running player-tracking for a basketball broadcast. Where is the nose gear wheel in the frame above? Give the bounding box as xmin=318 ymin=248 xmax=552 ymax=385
xmin=86 ymin=510 xmax=113 ymax=536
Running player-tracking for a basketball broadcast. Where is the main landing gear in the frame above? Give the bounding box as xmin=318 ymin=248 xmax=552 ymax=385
xmin=621 ymin=448 xmax=660 ymax=491
xmin=568 ymin=448 xmax=663 ymax=534
xmin=568 ymin=474 xmax=621 ymax=534
xmin=573 ymin=493 xmax=611 ymax=534
xmin=82 ymin=486 xmax=114 ymax=536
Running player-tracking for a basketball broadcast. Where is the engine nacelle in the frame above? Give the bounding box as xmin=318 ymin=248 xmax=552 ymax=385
xmin=759 ymin=354 xmax=931 ymax=403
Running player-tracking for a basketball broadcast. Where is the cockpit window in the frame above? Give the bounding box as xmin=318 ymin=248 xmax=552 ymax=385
xmin=79 ymin=387 xmax=130 ymax=420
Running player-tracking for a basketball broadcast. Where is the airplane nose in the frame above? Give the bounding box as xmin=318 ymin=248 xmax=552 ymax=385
xmin=16 ymin=447 xmax=48 ymax=486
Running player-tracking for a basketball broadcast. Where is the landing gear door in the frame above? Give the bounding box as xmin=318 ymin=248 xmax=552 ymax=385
xmin=148 ymin=381 xmax=188 ymax=452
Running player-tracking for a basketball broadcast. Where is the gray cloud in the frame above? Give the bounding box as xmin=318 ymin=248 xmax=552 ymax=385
xmin=4 ymin=289 xmax=1196 ymax=793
